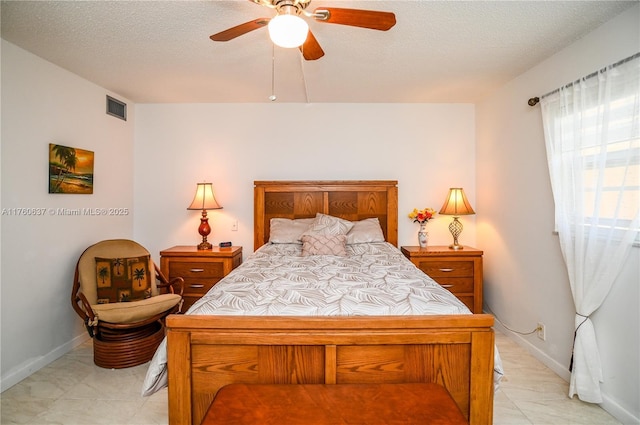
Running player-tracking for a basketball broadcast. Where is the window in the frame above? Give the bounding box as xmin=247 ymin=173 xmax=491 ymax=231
xmin=544 ymin=57 xmax=640 ymax=241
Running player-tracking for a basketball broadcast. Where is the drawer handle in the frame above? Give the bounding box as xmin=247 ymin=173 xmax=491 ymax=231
xmin=189 ymin=284 xmax=205 ymax=288
xmin=441 ymin=284 xmax=454 ymax=288
xmin=439 ymin=268 xmax=455 ymax=272
xmin=190 ymin=268 xmax=205 ymax=273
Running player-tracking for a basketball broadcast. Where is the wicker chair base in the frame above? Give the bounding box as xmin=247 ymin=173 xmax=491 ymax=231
xmin=93 ymin=320 xmax=164 ymax=369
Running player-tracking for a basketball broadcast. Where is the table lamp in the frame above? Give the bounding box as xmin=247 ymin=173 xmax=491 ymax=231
xmin=439 ymin=188 xmax=475 ymax=250
xmin=187 ymin=182 xmax=222 ymax=250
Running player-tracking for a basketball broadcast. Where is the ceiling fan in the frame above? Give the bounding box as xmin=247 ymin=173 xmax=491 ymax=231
xmin=210 ymin=0 xmax=396 ymax=60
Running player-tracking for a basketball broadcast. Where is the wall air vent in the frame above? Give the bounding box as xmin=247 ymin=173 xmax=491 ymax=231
xmin=106 ymin=95 xmax=127 ymax=121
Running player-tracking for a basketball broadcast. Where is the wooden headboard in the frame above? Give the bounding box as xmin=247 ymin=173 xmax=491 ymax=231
xmin=254 ymin=180 xmax=398 ymax=251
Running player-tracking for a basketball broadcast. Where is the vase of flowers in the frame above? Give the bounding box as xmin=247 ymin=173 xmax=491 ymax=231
xmin=408 ymin=207 xmax=436 ymax=248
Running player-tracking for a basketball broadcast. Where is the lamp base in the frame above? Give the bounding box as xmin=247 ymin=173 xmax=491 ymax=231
xmin=197 ymin=211 xmax=212 ymax=250
xmin=447 ymin=217 xmax=464 ymax=250
xmin=197 ymin=240 xmax=212 ymax=250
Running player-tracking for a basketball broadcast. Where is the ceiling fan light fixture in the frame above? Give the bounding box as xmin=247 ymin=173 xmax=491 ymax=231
xmin=268 ymin=14 xmax=309 ymax=48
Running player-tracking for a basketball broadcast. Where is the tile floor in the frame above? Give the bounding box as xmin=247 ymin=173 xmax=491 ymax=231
xmin=492 ymin=332 xmax=622 ymax=425
xmin=0 ymin=330 xmax=623 ymax=424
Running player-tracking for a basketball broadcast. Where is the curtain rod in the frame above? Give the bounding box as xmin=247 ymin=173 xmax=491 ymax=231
xmin=527 ymin=51 xmax=640 ymax=106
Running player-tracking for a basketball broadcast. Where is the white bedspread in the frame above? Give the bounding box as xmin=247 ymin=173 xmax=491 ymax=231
xmin=142 ymin=242 xmax=502 ymax=395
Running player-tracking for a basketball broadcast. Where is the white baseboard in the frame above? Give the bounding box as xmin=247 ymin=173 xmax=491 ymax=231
xmin=494 ymin=321 xmax=639 ymax=425
xmin=600 ymin=394 xmax=640 ymax=425
xmin=0 ymin=333 xmax=90 ymax=393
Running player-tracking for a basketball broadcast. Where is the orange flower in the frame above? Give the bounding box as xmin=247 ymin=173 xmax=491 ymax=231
xmin=408 ymin=208 xmax=436 ymax=224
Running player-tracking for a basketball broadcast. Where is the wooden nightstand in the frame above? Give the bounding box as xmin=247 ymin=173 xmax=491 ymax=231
xmin=160 ymin=246 xmax=242 ymax=312
xmin=401 ymin=246 xmax=483 ymax=313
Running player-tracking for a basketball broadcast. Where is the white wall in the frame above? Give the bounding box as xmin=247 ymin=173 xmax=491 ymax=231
xmin=0 ymin=40 xmax=136 ymax=390
xmin=476 ymin=5 xmax=639 ymax=424
xmin=133 ymin=103 xmax=477 ymax=260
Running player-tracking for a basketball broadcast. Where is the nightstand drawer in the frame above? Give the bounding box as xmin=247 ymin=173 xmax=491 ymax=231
xmin=169 ymin=261 xmax=224 ymax=278
xmin=456 ymin=296 xmax=474 ymax=312
xmin=182 ymin=278 xmax=219 ymax=297
xmin=416 ymin=261 xmax=474 ymax=278
xmin=432 ymin=277 xmax=474 ymax=293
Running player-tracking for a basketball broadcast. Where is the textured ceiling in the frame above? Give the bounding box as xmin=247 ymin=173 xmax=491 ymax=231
xmin=1 ymin=1 xmax=637 ymax=103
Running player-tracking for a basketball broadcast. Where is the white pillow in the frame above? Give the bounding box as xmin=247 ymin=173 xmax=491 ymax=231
xmin=269 ymin=218 xmax=315 ymax=244
xmin=303 ymin=213 xmax=354 ymax=237
xmin=346 ymin=217 xmax=385 ymax=244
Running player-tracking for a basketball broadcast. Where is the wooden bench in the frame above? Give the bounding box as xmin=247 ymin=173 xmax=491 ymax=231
xmin=200 ymin=383 xmax=469 ymax=425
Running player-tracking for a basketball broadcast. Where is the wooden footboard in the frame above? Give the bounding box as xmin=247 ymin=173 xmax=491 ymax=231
xmin=166 ymin=314 xmax=495 ymax=425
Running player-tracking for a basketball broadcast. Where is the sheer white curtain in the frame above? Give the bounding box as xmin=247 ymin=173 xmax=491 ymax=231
xmin=540 ymin=53 xmax=640 ymax=403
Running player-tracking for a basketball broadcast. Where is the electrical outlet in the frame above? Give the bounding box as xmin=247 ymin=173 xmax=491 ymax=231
xmin=537 ymin=322 xmax=546 ymax=341
xmin=231 ymin=220 xmax=238 ymax=231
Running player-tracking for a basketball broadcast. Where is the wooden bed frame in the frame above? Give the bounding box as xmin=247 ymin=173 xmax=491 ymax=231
xmin=166 ymin=180 xmax=495 ymax=425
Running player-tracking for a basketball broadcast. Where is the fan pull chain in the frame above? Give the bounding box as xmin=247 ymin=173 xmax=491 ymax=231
xmin=299 ymin=45 xmax=309 ymax=103
xmin=269 ymin=44 xmax=277 ymax=101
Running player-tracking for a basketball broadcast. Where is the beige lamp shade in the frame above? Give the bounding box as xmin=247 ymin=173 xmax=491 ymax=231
xmin=187 ymin=183 xmax=222 ymax=211
xmin=439 ymin=188 xmax=475 ymax=216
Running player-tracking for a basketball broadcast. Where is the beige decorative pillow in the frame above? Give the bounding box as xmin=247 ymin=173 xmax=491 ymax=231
xmin=304 ymin=213 xmax=354 ymax=237
xmin=95 ymin=256 xmax=152 ymax=303
xmin=269 ymin=218 xmax=315 ymax=244
xmin=346 ymin=217 xmax=385 ymax=244
xmin=301 ymin=234 xmax=348 ymax=256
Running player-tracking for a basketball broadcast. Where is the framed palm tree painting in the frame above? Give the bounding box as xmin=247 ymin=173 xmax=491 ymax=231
xmin=49 ymin=144 xmax=94 ymax=194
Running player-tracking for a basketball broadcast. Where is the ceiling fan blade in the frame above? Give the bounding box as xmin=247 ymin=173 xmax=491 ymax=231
xmin=312 ymin=7 xmax=396 ymax=31
xmin=300 ymin=30 xmax=325 ymax=60
xmin=210 ymin=18 xmax=270 ymax=42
